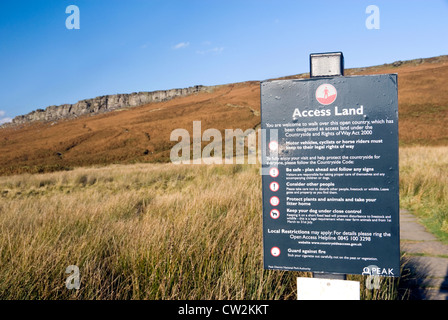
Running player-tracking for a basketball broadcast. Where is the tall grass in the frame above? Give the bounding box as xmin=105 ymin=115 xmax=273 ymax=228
xmin=2 ymin=146 xmax=442 ymax=300
xmin=0 ymin=163 xmax=299 ymax=299
xmin=399 ymin=146 xmax=448 ymax=242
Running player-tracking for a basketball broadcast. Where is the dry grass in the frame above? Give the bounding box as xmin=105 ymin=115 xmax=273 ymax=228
xmin=399 ymin=146 xmax=448 ymax=241
xmin=0 ymin=160 xmax=412 ymax=300
xmin=0 ymin=163 xmax=299 ymax=299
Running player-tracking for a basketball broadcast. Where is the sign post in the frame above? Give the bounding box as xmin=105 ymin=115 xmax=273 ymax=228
xmin=261 ymin=52 xmax=400 ymax=300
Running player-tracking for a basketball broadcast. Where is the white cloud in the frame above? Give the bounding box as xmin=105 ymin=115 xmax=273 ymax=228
xmin=196 ymin=47 xmax=224 ymax=55
xmin=0 ymin=110 xmax=12 ymax=125
xmin=0 ymin=117 xmax=12 ymax=125
xmin=173 ymin=42 xmax=190 ymax=50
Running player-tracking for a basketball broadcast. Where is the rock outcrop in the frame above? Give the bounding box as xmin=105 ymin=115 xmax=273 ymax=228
xmin=10 ymin=85 xmax=208 ymax=125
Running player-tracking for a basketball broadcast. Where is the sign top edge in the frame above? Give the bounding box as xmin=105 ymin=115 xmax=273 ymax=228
xmin=260 ymin=73 xmax=398 ymax=85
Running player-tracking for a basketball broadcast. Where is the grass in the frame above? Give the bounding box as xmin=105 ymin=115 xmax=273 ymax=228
xmin=0 ymin=163 xmax=298 ymax=299
xmin=0 ymin=157 xmax=419 ymax=300
xmin=399 ymin=146 xmax=448 ymax=244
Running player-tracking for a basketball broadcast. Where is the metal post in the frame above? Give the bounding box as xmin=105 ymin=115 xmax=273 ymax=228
xmin=313 ymin=272 xmax=346 ymax=280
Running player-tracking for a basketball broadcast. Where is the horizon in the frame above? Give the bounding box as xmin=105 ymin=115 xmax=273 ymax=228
xmin=1 ymin=0 xmax=447 ymax=123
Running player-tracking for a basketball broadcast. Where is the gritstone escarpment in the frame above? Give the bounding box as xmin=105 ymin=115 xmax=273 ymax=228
xmin=9 ymin=85 xmax=209 ymax=125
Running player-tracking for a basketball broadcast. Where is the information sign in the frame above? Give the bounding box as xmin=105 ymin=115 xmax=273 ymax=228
xmin=261 ymin=74 xmax=400 ymax=276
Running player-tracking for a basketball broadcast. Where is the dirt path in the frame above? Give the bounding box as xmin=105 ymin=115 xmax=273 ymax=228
xmin=400 ymin=209 xmax=448 ymax=300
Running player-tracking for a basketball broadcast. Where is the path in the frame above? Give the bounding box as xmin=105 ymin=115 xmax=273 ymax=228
xmin=400 ymin=209 xmax=448 ymax=300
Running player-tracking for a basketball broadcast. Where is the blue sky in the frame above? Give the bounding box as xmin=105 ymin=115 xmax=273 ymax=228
xmin=0 ymin=0 xmax=447 ymax=122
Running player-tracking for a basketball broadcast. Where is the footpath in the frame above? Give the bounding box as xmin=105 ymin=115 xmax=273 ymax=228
xmin=400 ymin=209 xmax=448 ymax=300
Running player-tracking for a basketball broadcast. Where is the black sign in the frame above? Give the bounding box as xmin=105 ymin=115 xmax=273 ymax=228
xmin=261 ymin=74 xmax=400 ymax=276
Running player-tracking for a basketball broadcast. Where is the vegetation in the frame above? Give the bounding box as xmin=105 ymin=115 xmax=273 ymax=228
xmin=0 ymin=155 xmax=424 ymax=300
xmin=399 ymin=146 xmax=448 ymax=243
xmin=0 ymin=163 xmax=292 ymax=299
xmin=0 ymin=56 xmax=447 ymax=300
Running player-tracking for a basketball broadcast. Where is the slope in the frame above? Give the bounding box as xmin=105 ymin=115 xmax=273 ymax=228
xmin=0 ymin=55 xmax=447 ymax=175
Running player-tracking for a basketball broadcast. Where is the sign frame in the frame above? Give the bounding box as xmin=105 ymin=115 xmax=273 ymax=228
xmin=261 ymin=72 xmax=400 ymax=277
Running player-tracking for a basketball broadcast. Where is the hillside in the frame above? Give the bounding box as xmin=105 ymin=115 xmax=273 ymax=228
xmin=0 ymin=55 xmax=447 ymax=175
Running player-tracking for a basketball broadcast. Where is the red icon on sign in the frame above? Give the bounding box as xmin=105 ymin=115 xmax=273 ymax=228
xmin=269 ymin=182 xmax=279 ymax=192
xmin=271 ymin=247 xmax=281 ymax=257
xmin=316 ymin=84 xmax=337 ymax=105
xmin=269 ymin=167 xmax=279 ymax=178
xmin=270 ymin=196 xmax=280 ymax=206
xmin=270 ymin=209 xmax=280 ymax=219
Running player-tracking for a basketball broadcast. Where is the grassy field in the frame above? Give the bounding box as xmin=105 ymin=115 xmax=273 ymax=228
xmin=0 ymin=162 xmax=294 ymax=299
xmin=2 ymin=150 xmax=434 ymax=300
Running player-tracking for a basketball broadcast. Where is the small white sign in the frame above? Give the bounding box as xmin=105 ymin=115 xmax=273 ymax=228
xmin=297 ymin=277 xmax=360 ymax=300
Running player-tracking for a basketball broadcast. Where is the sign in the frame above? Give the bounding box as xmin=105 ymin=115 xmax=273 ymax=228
xmin=297 ymin=277 xmax=360 ymax=300
xmin=261 ymin=74 xmax=400 ymax=276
